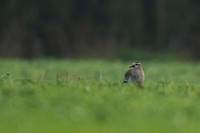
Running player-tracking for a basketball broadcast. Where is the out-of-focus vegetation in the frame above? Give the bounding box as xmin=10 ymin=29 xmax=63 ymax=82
xmin=0 ymin=59 xmax=200 ymax=133
xmin=0 ymin=0 xmax=200 ymax=59
xmin=0 ymin=1 xmax=200 ymax=132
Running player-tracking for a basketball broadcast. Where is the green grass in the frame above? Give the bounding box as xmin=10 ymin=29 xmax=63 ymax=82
xmin=0 ymin=59 xmax=200 ymax=133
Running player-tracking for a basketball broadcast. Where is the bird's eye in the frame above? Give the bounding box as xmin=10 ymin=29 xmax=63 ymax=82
xmin=135 ymin=64 xmax=138 ymax=66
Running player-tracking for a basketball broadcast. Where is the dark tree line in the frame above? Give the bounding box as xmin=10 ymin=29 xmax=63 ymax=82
xmin=0 ymin=0 xmax=200 ymax=59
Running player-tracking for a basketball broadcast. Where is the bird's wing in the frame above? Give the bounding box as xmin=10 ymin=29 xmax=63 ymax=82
xmin=123 ymin=69 xmax=132 ymax=83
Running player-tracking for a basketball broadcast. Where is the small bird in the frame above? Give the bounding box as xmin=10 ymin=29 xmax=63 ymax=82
xmin=123 ymin=62 xmax=145 ymax=87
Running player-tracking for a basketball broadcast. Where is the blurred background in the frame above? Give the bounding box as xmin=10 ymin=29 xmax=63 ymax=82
xmin=0 ymin=0 xmax=200 ymax=60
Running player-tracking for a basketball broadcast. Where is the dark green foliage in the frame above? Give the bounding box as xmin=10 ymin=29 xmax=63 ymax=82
xmin=0 ymin=1 xmax=200 ymax=59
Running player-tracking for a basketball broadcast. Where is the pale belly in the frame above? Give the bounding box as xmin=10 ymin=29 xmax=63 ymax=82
xmin=129 ymin=70 xmax=145 ymax=83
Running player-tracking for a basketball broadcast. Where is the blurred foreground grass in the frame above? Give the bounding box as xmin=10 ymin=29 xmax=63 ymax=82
xmin=0 ymin=59 xmax=200 ymax=133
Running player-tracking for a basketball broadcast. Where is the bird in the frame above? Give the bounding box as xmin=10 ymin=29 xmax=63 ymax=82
xmin=123 ymin=62 xmax=145 ymax=87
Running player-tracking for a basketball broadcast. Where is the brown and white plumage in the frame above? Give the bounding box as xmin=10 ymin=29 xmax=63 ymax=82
xmin=123 ymin=69 xmax=132 ymax=83
xmin=123 ymin=62 xmax=145 ymax=83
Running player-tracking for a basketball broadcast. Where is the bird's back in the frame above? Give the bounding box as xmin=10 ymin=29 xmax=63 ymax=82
xmin=123 ymin=69 xmax=132 ymax=83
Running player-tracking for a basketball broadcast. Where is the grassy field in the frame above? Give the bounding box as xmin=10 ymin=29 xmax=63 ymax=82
xmin=0 ymin=59 xmax=200 ymax=133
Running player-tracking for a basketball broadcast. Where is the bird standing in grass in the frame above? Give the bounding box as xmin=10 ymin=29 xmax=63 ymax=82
xmin=123 ymin=62 xmax=145 ymax=88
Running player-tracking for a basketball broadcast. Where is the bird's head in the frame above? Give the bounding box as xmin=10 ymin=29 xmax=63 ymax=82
xmin=129 ymin=62 xmax=142 ymax=69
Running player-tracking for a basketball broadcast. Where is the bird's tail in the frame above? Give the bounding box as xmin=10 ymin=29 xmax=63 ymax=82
xmin=122 ymin=80 xmax=128 ymax=84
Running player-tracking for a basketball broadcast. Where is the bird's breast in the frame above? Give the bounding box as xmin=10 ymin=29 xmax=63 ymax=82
xmin=130 ymin=69 xmax=144 ymax=82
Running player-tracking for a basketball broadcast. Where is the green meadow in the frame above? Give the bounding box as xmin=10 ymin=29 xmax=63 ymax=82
xmin=0 ymin=59 xmax=200 ymax=133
